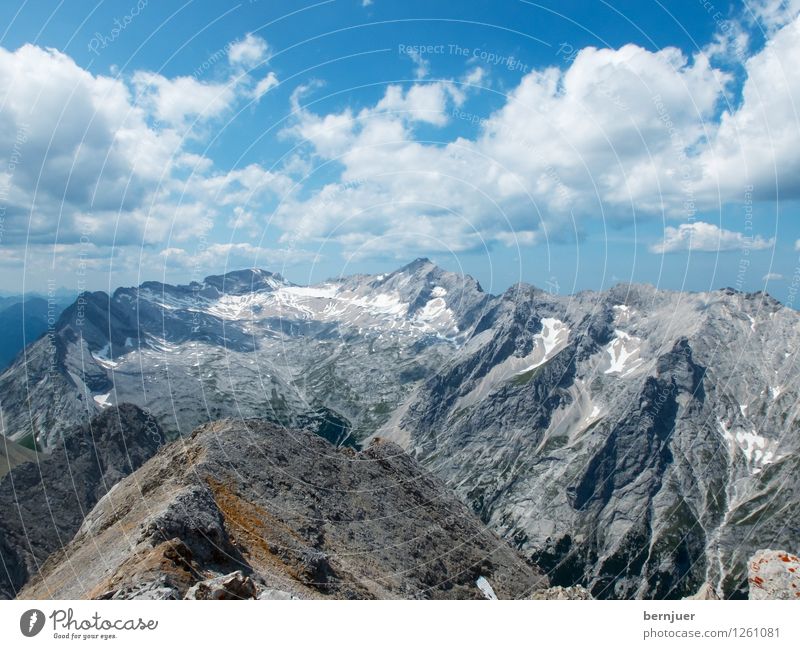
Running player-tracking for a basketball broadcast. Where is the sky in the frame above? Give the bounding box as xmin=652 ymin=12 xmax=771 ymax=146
xmin=0 ymin=0 xmax=799 ymax=305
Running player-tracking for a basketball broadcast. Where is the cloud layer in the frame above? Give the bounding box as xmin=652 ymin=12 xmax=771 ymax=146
xmin=2 ymin=10 xmax=797 ymax=284
xmin=272 ymin=14 xmax=798 ymax=258
xmin=0 ymin=35 xmax=289 ymax=276
xmin=649 ymin=221 xmax=775 ymax=253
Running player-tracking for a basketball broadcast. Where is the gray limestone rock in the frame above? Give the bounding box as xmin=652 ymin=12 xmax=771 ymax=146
xmin=18 ymin=419 xmax=545 ymax=600
xmin=748 ymin=549 xmax=800 ymax=600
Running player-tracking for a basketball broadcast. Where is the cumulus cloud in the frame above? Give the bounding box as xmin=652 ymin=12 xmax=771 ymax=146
xmin=159 ymin=242 xmax=300 ymax=269
xmin=227 ymin=34 xmax=269 ymax=66
xmin=749 ymin=0 xmax=800 ymax=32
xmin=4 ymin=8 xmax=800 ymax=281
xmin=273 ymin=42 xmax=729 ymax=256
xmin=0 ymin=44 xmax=177 ymax=242
xmin=271 ymin=12 xmax=800 ymax=260
xmin=375 ymin=83 xmax=455 ymax=125
xmin=132 ymin=71 xmax=237 ymax=127
xmin=649 ymin=222 xmax=775 ymax=253
xmin=0 ymin=41 xmax=289 ymax=280
xmin=696 ymin=15 xmax=800 ymax=200
xmin=252 ymin=72 xmax=279 ymax=101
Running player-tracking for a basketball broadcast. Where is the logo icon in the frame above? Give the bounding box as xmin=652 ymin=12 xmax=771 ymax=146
xmin=20 ymin=609 xmax=45 ymax=637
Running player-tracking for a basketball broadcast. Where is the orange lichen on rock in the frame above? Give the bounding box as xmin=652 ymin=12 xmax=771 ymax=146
xmin=748 ymin=549 xmax=800 ymax=600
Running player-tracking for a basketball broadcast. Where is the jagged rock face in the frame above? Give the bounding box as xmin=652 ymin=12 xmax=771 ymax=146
xmin=0 ymin=404 xmax=164 ymax=599
xmin=383 ymin=284 xmax=800 ymax=599
xmin=748 ymin=550 xmax=800 ymax=599
xmin=19 ymin=419 xmax=544 ymax=600
xmin=2 ymin=262 xmax=799 ymax=599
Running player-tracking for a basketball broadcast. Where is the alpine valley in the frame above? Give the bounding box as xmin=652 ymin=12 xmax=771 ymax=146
xmin=1 ymin=260 xmax=798 ymax=599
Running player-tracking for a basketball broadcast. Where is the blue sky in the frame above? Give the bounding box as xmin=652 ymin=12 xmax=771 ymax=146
xmin=0 ymin=0 xmax=799 ymax=304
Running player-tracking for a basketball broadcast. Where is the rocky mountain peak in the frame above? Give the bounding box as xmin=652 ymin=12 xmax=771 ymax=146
xmin=202 ymin=268 xmax=288 ymax=295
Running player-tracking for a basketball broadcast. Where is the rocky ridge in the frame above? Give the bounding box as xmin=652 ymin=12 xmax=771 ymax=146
xmin=20 ymin=417 xmax=545 ymax=600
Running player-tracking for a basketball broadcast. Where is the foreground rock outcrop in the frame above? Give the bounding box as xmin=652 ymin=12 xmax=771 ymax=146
xmin=530 ymin=585 xmax=594 ymax=600
xmin=19 ymin=418 xmax=545 ymax=599
xmin=0 ymin=404 xmax=164 ymax=599
xmin=748 ymin=549 xmax=800 ymax=599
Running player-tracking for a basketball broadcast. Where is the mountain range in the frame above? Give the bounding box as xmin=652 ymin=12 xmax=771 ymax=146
xmin=1 ymin=260 xmax=798 ymax=599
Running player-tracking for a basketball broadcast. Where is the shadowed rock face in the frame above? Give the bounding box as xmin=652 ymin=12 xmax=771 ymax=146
xmin=0 ymin=404 xmax=164 ymax=599
xmin=19 ymin=419 xmax=545 ymax=600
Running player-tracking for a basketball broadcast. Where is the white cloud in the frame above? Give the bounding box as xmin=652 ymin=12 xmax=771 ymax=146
xmin=0 ymin=44 xmax=178 ymax=243
xmin=272 ymin=15 xmax=800 ymax=260
xmin=762 ymin=272 xmax=784 ymax=280
xmin=132 ymin=71 xmax=237 ymax=127
xmin=406 ymin=49 xmax=429 ymax=79
xmin=4 ymin=12 xmax=799 ymax=282
xmin=649 ymin=222 xmax=775 ymax=253
xmin=463 ymin=67 xmax=486 ymax=86
xmin=252 ymin=71 xmax=279 ymax=101
xmin=227 ymin=34 xmax=269 ymax=66
xmin=695 ymin=16 xmax=800 ymax=200
xmin=375 ymin=83 xmax=452 ymax=125
xmin=0 ymin=41 xmax=289 ymax=283
xmin=191 ymin=164 xmax=292 ymax=206
xmin=274 ymin=43 xmax=730 ymax=256
xmin=159 ymin=242 xmax=313 ymax=271
xmin=749 ymin=0 xmax=800 ymax=32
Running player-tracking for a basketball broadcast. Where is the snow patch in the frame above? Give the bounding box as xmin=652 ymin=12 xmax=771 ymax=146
xmin=92 ymin=343 xmax=119 ymax=369
xmin=362 ymin=292 xmax=409 ymax=316
xmin=281 ymin=285 xmax=338 ymax=300
xmin=717 ymin=418 xmax=780 ymax=473
xmin=612 ymin=304 xmax=634 ymax=324
xmin=93 ymin=393 xmax=112 ymax=409
xmin=415 ymin=296 xmax=455 ymax=333
xmin=476 ymin=576 xmax=498 ymax=600
xmin=516 ymin=318 xmax=570 ymax=374
xmin=431 ymin=286 xmax=447 ymax=297
xmin=604 ymin=330 xmax=644 ymax=376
